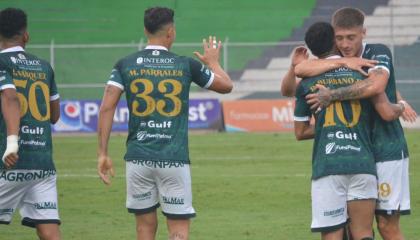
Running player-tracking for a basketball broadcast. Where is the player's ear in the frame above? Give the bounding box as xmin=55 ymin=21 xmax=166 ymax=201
xmin=362 ymin=27 xmax=366 ymax=38
xmin=22 ymin=30 xmax=29 ymax=45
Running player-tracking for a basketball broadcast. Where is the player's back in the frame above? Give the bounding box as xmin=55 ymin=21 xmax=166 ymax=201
xmin=0 ymin=47 xmax=58 ymax=170
xmin=296 ymin=57 xmax=376 ymax=179
xmin=362 ymin=43 xmax=409 ymax=162
xmin=108 ymin=47 xmax=213 ymax=164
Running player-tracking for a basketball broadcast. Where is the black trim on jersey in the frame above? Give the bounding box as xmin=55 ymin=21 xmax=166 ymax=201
xmin=162 ymin=212 xmax=196 ymax=220
xmin=311 ymin=221 xmax=347 ymax=233
xmin=375 ymin=209 xmax=411 ymax=216
xmin=21 ymin=217 xmax=61 ymax=228
xmin=0 ymin=220 xmax=11 ymax=225
xmin=128 ymin=203 xmax=160 ymax=215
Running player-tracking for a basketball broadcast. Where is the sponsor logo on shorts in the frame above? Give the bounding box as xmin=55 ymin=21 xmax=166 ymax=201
xmin=0 ymin=170 xmax=56 ymax=182
xmin=34 ymin=202 xmax=57 ymax=210
xmin=325 ymin=142 xmax=361 ymax=155
xmin=324 ymin=207 xmax=344 ymax=217
xmin=162 ymin=196 xmax=184 ymax=205
xmin=0 ymin=208 xmax=13 ymax=215
xmin=130 ymin=160 xmax=185 ymax=168
xmin=133 ymin=192 xmax=152 ymax=200
xmin=136 ymin=131 xmax=172 ymax=141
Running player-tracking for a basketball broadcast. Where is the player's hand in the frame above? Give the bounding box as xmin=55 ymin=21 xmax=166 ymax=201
xmin=343 ymin=57 xmax=378 ymax=76
xmin=306 ymin=84 xmax=332 ymax=110
xmin=97 ymin=154 xmax=115 ymax=185
xmin=2 ymin=153 xmax=18 ymax=169
xmin=193 ymin=36 xmax=221 ymax=68
xmin=2 ymin=135 xmax=19 ymax=169
xmin=291 ymin=46 xmax=309 ymax=68
xmin=400 ymin=101 xmax=417 ymax=123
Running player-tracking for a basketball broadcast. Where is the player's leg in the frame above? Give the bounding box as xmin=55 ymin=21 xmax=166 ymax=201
xmin=36 ymin=223 xmax=61 ymax=240
xmin=375 ymin=158 xmax=410 ymax=240
xmin=156 ymin=162 xmax=195 ymax=240
xmin=376 ymin=214 xmax=403 ymax=240
xmin=346 ymin=174 xmax=377 ymax=240
xmin=167 ymin=218 xmax=190 ymax=240
xmin=126 ymin=160 xmax=160 ymax=240
xmin=311 ymin=175 xmax=348 ymax=240
xmin=0 ymin=170 xmax=29 ymax=225
xmin=347 ymin=199 xmax=375 ymax=239
xmin=135 ymin=211 xmax=158 ymax=240
xmin=19 ymin=172 xmax=61 ymax=240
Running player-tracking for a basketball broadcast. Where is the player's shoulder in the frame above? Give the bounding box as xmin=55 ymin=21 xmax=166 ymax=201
xmin=364 ymin=43 xmax=391 ymax=54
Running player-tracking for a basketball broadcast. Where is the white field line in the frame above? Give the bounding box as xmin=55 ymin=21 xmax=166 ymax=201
xmin=58 ymin=173 xmax=311 ymax=178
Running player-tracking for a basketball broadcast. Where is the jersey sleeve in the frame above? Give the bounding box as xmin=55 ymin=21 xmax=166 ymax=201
xmin=188 ymin=58 xmax=214 ymax=89
xmin=49 ymin=67 xmax=60 ymax=101
xmin=294 ymin=82 xmax=311 ymax=122
xmin=0 ymin=68 xmax=15 ymax=91
xmin=107 ymin=61 xmax=125 ymax=91
xmin=368 ymin=44 xmax=392 ymax=75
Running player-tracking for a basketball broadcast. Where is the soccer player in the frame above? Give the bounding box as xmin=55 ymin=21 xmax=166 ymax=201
xmin=296 ymin=8 xmax=415 ymax=240
xmin=97 ymin=7 xmax=232 ymax=240
xmin=0 ymin=8 xmax=61 ymax=240
xmin=294 ymin=22 xmax=405 ymax=240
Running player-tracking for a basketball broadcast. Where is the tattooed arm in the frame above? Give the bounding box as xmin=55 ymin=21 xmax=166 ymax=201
xmin=306 ymin=68 xmax=389 ymax=109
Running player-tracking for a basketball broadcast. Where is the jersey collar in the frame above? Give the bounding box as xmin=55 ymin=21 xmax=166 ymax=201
xmin=0 ymin=46 xmax=25 ymax=53
xmin=145 ymin=45 xmax=168 ymax=51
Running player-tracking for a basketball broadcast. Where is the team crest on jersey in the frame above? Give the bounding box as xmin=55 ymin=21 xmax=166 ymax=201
xmin=136 ymin=57 xmax=143 ymax=64
xmin=152 ymin=50 xmax=160 ymax=56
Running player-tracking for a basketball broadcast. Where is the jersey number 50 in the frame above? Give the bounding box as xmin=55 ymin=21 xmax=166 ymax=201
xmin=13 ymin=79 xmax=50 ymax=121
xmin=130 ymin=78 xmax=182 ymax=117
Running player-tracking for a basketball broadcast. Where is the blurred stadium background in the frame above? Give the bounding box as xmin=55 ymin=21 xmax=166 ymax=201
xmin=1 ymin=0 xmax=420 ymax=239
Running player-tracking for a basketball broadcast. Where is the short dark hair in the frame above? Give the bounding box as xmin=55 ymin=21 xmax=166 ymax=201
xmin=144 ymin=7 xmax=174 ymax=34
xmin=332 ymin=7 xmax=364 ymax=28
xmin=304 ymin=22 xmax=335 ymax=58
xmin=0 ymin=8 xmax=27 ymax=39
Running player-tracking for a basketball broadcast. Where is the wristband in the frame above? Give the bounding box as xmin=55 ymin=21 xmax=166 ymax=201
xmin=398 ymin=100 xmax=407 ymax=111
xmin=2 ymin=135 xmax=19 ymax=163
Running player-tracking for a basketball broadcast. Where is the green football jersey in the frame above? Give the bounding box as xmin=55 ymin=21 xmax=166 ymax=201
xmin=294 ymin=56 xmax=376 ymax=180
xmin=362 ymin=43 xmax=409 ymax=162
xmin=0 ymin=46 xmax=59 ymax=170
xmin=108 ymin=46 xmax=214 ymax=164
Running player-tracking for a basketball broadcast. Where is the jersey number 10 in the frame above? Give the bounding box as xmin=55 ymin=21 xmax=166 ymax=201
xmin=323 ymin=100 xmax=361 ymax=128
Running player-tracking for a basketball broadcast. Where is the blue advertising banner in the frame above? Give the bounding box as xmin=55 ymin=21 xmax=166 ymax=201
xmin=53 ymin=99 xmax=221 ymax=133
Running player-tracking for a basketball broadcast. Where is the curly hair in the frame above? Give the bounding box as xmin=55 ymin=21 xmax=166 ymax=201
xmin=0 ymin=8 xmax=27 ymax=39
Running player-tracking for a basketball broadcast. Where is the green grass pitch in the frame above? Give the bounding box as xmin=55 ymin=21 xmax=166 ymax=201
xmin=2 ymin=131 xmax=419 ymax=239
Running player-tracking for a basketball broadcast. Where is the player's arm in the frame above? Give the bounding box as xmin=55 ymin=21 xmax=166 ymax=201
xmin=193 ymin=36 xmax=233 ymax=93
xmin=294 ymin=121 xmax=315 ymax=140
xmin=49 ymin=69 xmax=60 ymax=124
xmin=280 ymin=46 xmax=308 ymax=97
xmin=295 ymin=57 xmax=377 ymax=78
xmin=1 ymin=88 xmax=20 ymax=168
xmin=396 ymin=91 xmax=417 ymax=123
xmin=97 ymin=85 xmax=121 ymax=185
xmin=371 ymin=93 xmax=404 ymax=121
xmin=50 ymin=100 xmax=60 ymax=124
xmin=294 ymin=83 xmax=314 ymax=140
xmin=306 ymin=68 xmax=389 ymax=110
